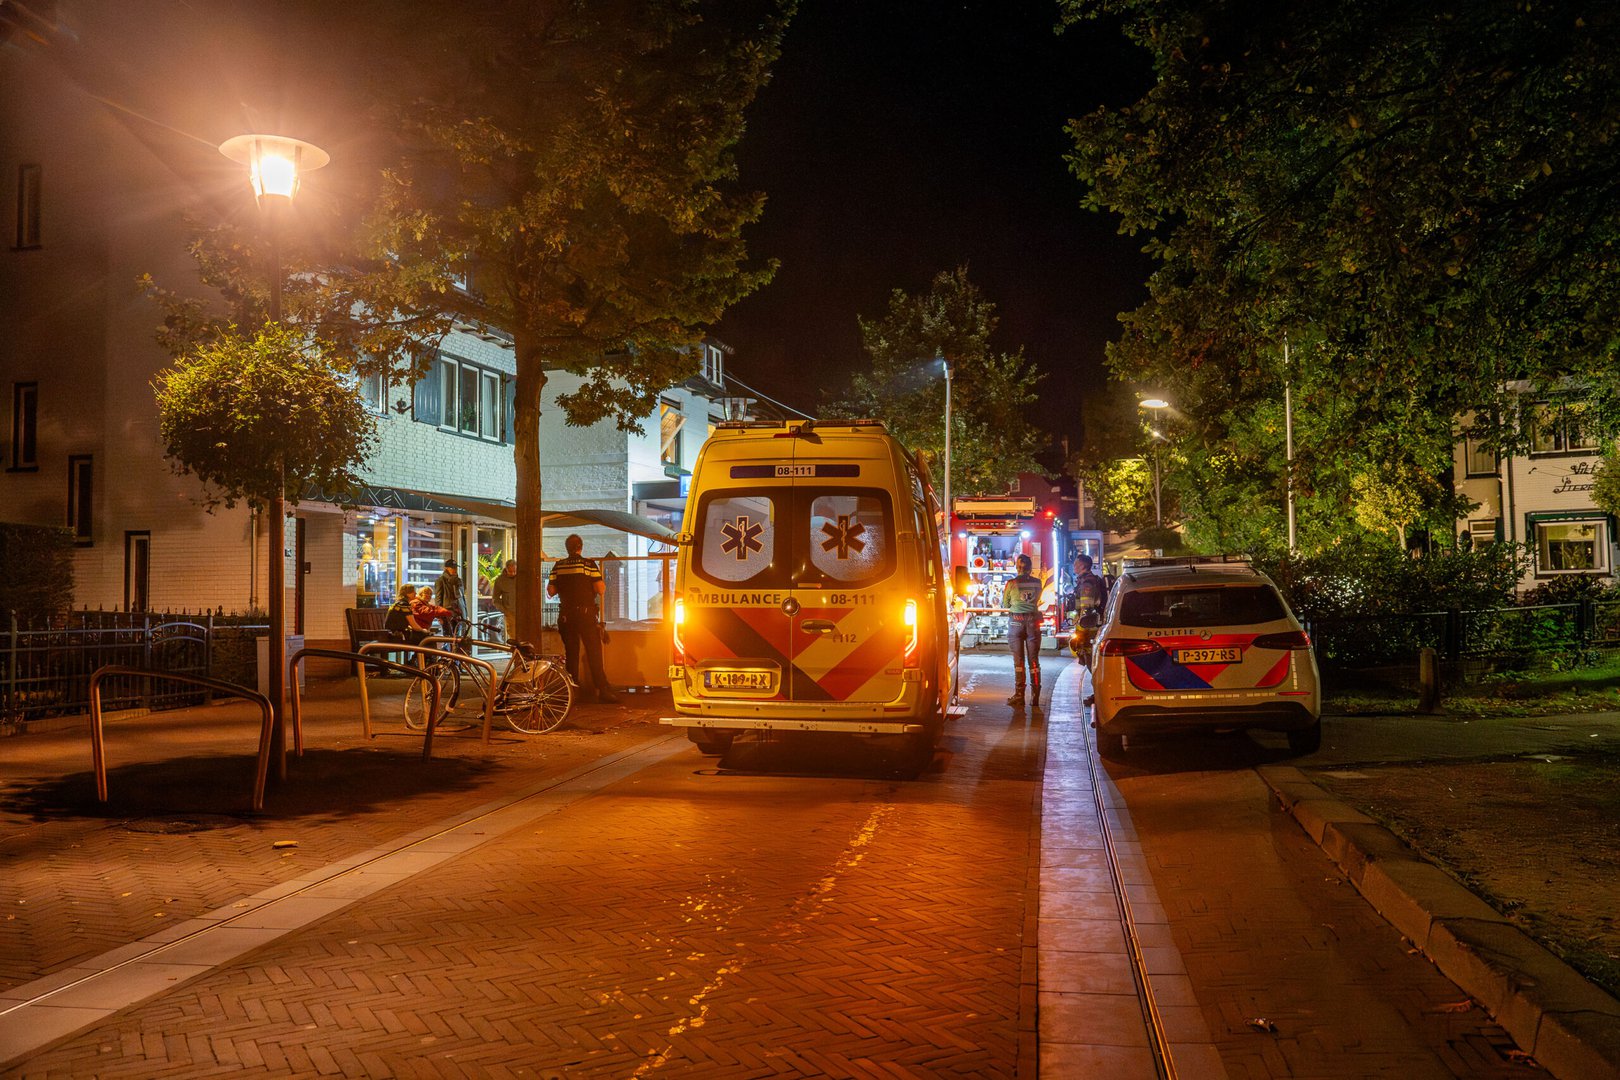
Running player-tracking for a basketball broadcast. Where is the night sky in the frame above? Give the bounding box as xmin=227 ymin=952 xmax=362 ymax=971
xmin=714 ymin=1 xmax=1154 ymax=454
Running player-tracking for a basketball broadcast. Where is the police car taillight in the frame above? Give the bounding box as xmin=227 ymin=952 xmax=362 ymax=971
xmin=902 ymin=598 xmax=920 ymax=666
xmin=672 ymin=597 xmax=687 ymax=662
xmin=1100 ymin=638 xmax=1160 ymax=657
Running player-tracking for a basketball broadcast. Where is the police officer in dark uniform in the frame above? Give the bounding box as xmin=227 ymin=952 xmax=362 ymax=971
xmin=547 ymin=534 xmax=619 ymax=704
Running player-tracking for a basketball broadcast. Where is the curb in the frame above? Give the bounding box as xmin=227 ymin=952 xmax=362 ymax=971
xmin=1257 ymin=765 xmax=1620 ymax=1080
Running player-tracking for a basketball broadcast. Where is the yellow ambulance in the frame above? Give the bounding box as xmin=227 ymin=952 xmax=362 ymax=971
xmin=661 ymin=419 xmax=957 ymax=765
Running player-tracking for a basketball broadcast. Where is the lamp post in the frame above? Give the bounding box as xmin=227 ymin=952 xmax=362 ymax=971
xmin=219 ymin=134 xmax=328 ymax=777
xmin=940 ymin=351 xmax=954 ymax=543
xmin=1139 ymin=397 xmax=1168 ymax=528
xmin=1283 ymin=336 xmax=1296 ymax=553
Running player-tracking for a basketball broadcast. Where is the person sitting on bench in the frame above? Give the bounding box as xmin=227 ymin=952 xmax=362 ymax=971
xmin=385 ymin=585 xmax=433 ymax=647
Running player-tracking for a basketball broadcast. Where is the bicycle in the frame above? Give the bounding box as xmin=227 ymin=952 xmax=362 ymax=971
xmin=402 ymin=619 xmax=574 ymax=734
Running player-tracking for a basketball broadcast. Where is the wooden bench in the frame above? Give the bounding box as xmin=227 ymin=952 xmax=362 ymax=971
xmin=344 ymin=607 xmax=400 ymax=675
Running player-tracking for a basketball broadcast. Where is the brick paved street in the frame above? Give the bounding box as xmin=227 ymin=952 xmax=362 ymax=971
xmin=0 ymin=657 xmax=1584 ymax=1077
xmin=3 ymin=663 xmax=1049 ymax=1077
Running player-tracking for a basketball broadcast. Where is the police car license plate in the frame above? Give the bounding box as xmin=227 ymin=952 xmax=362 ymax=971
xmin=706 ymin=670 xmax=772 ymax=691
xmin=1174 ymin=646 xmax=1241 ymax=664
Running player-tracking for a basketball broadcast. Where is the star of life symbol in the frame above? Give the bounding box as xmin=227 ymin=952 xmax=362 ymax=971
xmin=720 ymin=515 xmax=764 ymax=561
xmin=819 ymin=515 xmax=866 ymax=559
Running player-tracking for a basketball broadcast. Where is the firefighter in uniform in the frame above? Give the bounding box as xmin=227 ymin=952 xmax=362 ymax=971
xmin=1067 ymin=553 xmax=1110 ymax=667
xmin=1002 ymin=553 xmax=1043 ymax=708
xmin=547 ymin=534 xmax=619 ymax=704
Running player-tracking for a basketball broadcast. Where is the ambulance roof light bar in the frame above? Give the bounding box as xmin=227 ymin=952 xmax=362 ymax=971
xmin=715 ymin=418 xmax=889 ymax=432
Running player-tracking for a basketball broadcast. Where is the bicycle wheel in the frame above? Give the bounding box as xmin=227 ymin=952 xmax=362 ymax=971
xmin=403 ymin=660 xmax=458 ymax=731
xmin=503 ymin=662 xmax=574 ymax=734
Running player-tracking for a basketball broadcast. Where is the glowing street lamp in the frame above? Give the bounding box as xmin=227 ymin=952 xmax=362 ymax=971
xmin=940 ymin=352 xmax=954 ymax=541
xmin=1138 ymin=397 xmax=1169 ymax=528
xmin=219 ymin=133 xmax=328 ymax=777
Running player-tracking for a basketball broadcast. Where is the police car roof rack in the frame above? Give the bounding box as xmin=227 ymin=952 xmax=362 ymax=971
xmin=1121 ymin=554 xmax=1253 ymax=572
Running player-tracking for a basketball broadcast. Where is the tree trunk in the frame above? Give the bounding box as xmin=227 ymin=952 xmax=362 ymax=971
xmin=512 ymin=330 xmax=548 ymax=644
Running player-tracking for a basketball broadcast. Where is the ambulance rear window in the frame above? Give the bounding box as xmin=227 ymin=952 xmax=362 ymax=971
xmin=806 ymin=493 xmax=892 ymax=584
xmin=692 ymin=488 xmax=896 ymax=588
xmin=697 ymin=492 xmax=778 ymax=584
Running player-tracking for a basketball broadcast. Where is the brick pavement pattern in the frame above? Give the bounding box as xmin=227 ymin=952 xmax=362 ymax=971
xmin=1115 ymin=757 xmax=1530 ymax=1078
xmin=6 ymin=674 xmax=1046 ymax=1077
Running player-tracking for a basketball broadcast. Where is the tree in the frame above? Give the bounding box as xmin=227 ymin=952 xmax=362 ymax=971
xmin=1062 ymin=0 xmax=1620 ymax=546
xmin=831 ymin=266 xmax=1046 ymax=493
xmin=151 ymin=323 xmax=375 ymax=513
xmin=297 ymin=0 xmax=794 ymax=641
xmin=1591 ymin=446 xmax=1620 ymax=521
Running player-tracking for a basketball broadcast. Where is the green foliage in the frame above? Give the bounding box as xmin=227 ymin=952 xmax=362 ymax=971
xmin=151 ymin=323 xmax=376 ymax=511
xmin=1591 ymin=445 xmax=1620 ymax=520
xmin=310 ymin=0 xmax=793 ymax=425
xmin=1253 ymin=537 xmax=1527 ymax=623
xmin=830 ymin=266 xmax=1046 ymax=493
xmin=1062 ymin=0 xmax=1620 ymax=544
xmin=1520 ymin=573 xmax=1614 ymax=608
xmin=0 ymin=524 xmax=75 ymax=619
xmin=1081 ymin=456 xmax=1157 ymax=534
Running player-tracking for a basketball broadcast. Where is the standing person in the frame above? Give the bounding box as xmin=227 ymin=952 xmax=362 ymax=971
xmin=1002 ymin=553 xmax=1043 ymax=708
xmin=1068 ymin=552 xmax=1111 ymax=667
xmin=547 ymin=534 xmax=619 ymax=704
xmin=1070 ymin=553 xmax=1109 ymax=619
xmin=433 ymin=559 xmax=466 ymax=626
xmin=490 ymin=559 xmax=519 ymax=639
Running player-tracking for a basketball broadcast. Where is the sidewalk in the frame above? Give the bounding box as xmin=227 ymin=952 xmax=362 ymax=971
xmin=0 ymin=677 xmax=671 ymax=996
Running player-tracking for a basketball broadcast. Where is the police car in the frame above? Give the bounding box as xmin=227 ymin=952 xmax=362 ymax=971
xmin=1089 ymin=558 xmax=1321 ymax=756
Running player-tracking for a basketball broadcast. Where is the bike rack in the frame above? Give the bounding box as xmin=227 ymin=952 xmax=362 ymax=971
xmin=357 ymin=642 xmax=498 ymax=745
xmin=287 ymin=647 xmax=445 ymax=761
xmin=87 ymin=665 xmax=274 ymax=812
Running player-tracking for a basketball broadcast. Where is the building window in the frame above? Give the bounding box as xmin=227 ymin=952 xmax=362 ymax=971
xmin=358 ymin=370 xmax=389 ymax=416
xmin=1532 ymin=516 xmax=1609 ymax=574
xmin=702 ymin=344 xmax=724 ymax=386
xmin=1467 ymin=519 xmax=1499 ymax=549
xmin=14 ymin=164 xmax=41 ymax=249
xmin=1527 ymin=401 xmax=1598 ymax=455
xmin=438 ymin=356 xmax=505 ymax=442
xmin=1463 ymin=438 xmax=1497 ymax=477
xmin=10 ymin=382 xmax=38 ymax=470
xmin=660 ymin=400 xmax=685 ymax=467
xmin=124 ymin=532 xmax=151 ymax=612
xmin=67 ymin=454 xmax=93 ymax=544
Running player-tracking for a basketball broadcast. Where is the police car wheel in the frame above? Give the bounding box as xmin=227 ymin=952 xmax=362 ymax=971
xmin=1096 ymin=730 xmax=1125 ymax=758
xmin=1287 ymin=722 xmax=1322 ymax=755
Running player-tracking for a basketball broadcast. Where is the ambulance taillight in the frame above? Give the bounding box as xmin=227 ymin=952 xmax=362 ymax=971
xmin=672 ymin=597 xmax=687 ymax=663
xmin=902 ymin=598 xmax=920 ymax=667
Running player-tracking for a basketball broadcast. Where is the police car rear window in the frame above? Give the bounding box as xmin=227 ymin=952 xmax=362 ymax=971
xmin=1119 ymin=585 xmax=1287 ymax=628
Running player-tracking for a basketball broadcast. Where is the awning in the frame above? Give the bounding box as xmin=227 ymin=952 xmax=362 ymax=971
xmin=399 ymin=490 xmax=677 ymax=543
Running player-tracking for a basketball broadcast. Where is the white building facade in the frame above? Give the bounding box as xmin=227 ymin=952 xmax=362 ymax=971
xmin=1454 ymin=395 xmax=1617 ymax=588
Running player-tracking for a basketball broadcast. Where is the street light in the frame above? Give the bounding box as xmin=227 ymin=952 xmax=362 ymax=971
xmin=1283 ymin=337 xmax=1296 ymax=553
xmin=1138 ymin=397 xmax=1168 ymax=528
xmin=940 ymin=352 xmax=954 ymax=543
xmin=219 ymin=133 xmax=328 ymax=777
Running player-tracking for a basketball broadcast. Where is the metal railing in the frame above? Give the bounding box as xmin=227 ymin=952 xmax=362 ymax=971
xmin=358 ymin=642 xmax=498 ymax=744
xmin=87 ymin=665 xmax=274 ymax=812
xmin=3 ymin=611 xmax=264 ymax=727
xmin=288 ymin=647 xmax=448 ymax=761
xmin=1306 ymin=598 xmax=1620 ymax=669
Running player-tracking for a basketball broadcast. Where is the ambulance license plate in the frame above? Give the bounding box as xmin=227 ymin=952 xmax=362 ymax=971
xmin=1174 ymin=647 xmax=1241 ymax=664
xmin=706 ymin=670 xmax=772 ymax=691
